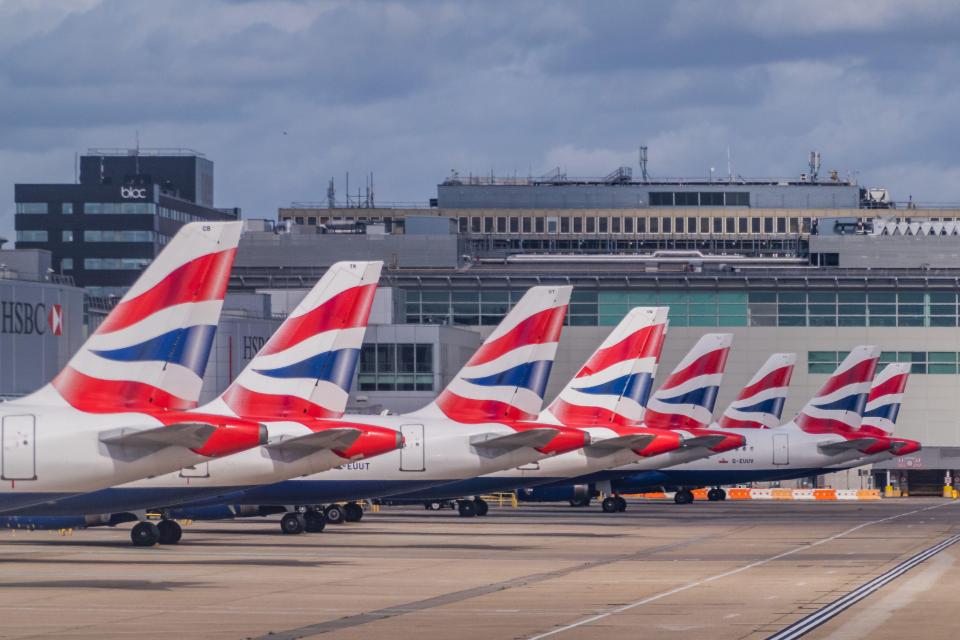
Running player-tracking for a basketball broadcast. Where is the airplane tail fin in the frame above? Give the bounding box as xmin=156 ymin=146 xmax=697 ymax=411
xmin=218 ymin=261 xmax=382 ymax=420
xmin=29 ymin=222 xmax=242 ymax=413
xmin=793 ymin=346 xmax=879 ymax=434
xmin=859 ymin=363 xmax=909 ymax=436
xmin=419 ymin=286 xmax=571 ymax=422
xmin=543 ymin=307 xmax=668 ymax=426
xmin=718 ymin=353 xmax=795 ymax=429
xmin=641 ymin=333 xmax=732 ymax=430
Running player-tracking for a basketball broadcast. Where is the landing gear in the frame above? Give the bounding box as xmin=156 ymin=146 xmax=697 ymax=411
xmin=344 ymin=502 xmax=364 ymax=522
xmin=131 ymin=521 xmax=160 ymax=546
xmin=707 ymin=488 xmax=727 ymax=502
xmin=473 ymin=498 xmax=489 ymax=516
xmin=324 ymin=504 xmax=346 ymax=525
xmin=303 ymin=510 xmax=326 ymax=533
xmin=601 ymin=496 xmax=628 ymax=513
xmin=674 ymin=489 xmax=695 ymax=505
xmin=425 ymin=501 xmax=444 ymax=511
xmin=457 ymin=499 xmax=477 ymax=517
xmin=280 ymin=512 xmax=306 ymax=535
xmin=568 ymin=496 xmax=591 ymax=508
xmin=157 ymin=519 xmax=182 ymax=545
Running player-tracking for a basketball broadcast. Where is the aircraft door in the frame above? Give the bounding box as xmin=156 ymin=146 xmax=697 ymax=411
xmin=400 ymin=424 xmax=425 ymax=471
xmin=773 ymin=433 xmax=789 ymax=465
xmin=2 ymin=415 xmax=37 ymax=480
xmin=180 ymin=462 xmax=210 ymax=478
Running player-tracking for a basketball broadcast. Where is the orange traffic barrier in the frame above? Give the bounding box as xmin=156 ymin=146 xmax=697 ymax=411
xmin=856 ymin=489 xmax=881 ymax=500
xmin=692 ymin=488 xmax=709 ymax=500
xmin=813 ymin=489 xmax=837 ymax=500
xmin=727 ymin=488 xmax=752 ymax=500
xmin=771 ymin=488 xmax=794 ymax=500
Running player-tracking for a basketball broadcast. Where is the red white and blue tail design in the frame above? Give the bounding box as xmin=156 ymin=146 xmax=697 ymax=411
xmin=793 ymin=345 xmax=879 ymax=434
xmin=642 ymin=333 xmax=732 ymax=430
xmin=25 ymin=222 xmax=242 ymax=413
xmin=542 ymin=307 xmax=668 ymax=427
xmin=217 ymin=261 xmax=382 ymax=420
xmin=860 ymin=363 xmax=909 ymax=436
xmin=418 ymin=286 xmax=572 ymax=423
xmin=718 ymin=353 xmax=796 ymax=429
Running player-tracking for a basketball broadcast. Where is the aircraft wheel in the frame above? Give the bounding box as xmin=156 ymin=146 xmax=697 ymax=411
xmin=615 ymin=496 xmax=627 ymax=512
xmin=674 ymin=489 xmax=694 ymax=505
xmin=717 ymin=488 xmax=727 ymax=501
xmin=707 ymin=488 xmax=724 ymax=502
xmin=304 ymin=510 xmax=326 ymax=533
xmin=280 ymin=512 xmax=306 ymax=535
xmin=324 ymin=504 xmax=346 ymax=525
xmin=568 ymin=497 xmax=590 ymax=508
xmin=601 ymin=497 xmax=619 ymax=513
xmin=131 ymin=521 xmax=160 ymax=547
xmin=425 ymin=501 xmax=443 ymax=511
xmin=457 ymin=500 xmax=477 ymax=517
xmin=157 ymin=519 xmax=182 ymax=545
xmin=473 ymin=498 xmax=489 ymax=516
xmin=344 ymin=502 xmax=363 ymax=522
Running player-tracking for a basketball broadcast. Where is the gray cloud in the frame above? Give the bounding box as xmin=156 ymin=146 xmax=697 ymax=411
xmin=2 ymin=0 xmax=960 ymax=239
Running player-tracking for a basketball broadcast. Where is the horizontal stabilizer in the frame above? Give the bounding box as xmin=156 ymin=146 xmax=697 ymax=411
xmin=681 ymin=434 xmax=728 ymax=450
xmin=587 ymin=434 xmax=656 ymax=454
xmin=471 ymin=428 xmax=558 ymax=454
xmin=265 ymin=428 xmax=362 ymax=460
xmin=818 ymin=438 xmax=878 ymax=454
xmin=100 ymin=422 xmax=216 ymax=450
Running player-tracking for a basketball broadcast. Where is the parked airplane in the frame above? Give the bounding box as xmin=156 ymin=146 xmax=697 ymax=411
xmin=384 ymin=328 xmax=746 ymax=515
xmin=0 ymin=222 xmax=268 ymax=514
xmin=0 ymin=261 xmax=405 ymax=544
xmin=519 ymin=346 xmax=886 ymax=506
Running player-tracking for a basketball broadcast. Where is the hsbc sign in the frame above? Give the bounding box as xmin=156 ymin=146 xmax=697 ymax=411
xmin=0 ymin=301 xmax=63 ymax=337
xmin=121 ymin=186 xmax=148 ymax=199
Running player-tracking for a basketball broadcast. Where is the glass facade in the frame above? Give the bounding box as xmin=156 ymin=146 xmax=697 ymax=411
xmin=403 ymin=288 xmax=960 ymax=328
xmin=455 ymin=214 xmax=811 ymax=237
xmin=16 ymin=203 xmax=47 ymax=214
xmin=358 ymin=343 xmax=434 ymax=391
xmin=84 ymin=230 xmax=156 ymax=242
xmin=84 ymin=258 xmax=152 ymax=270
xmin=84 ymin=202 xmax=156 ymax=214
xmin=809 ymin=350 xmax=959 ymax=375
xmin=16 ymin=230 xmax=48 ymax=242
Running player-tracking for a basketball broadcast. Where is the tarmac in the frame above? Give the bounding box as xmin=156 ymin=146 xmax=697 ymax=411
xmin=0 ymin=498 xmax=957 ymax=639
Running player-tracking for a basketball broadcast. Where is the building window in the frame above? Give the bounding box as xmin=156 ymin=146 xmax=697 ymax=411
xmin=713 ymin=217 xmax=722 ymax=233
xmin=547 ymin=216 xmax=558 ymax=234
xmin=662 ymin=217 xmax=672 ymax=233
xmin=84 ymin=258 xmax=151 ymax=270
xmin=295 ymin=216 xmax=305 ymax=224
xmin=358 ymin=343 xmax=434 ymax=392
xmin=810 ymin=350 xmax=959 ymax=375
xmin=471 ymin=217 xmax=481 ymax=233
xmin=738 ymin=217 xmax=748 ymax=233
xmin=700 ymin=217 xmax=710 ymax=234
xmin=611 ymin=217 xmax=621 ymax=233
xmin=649 ymin=217 xmax=658 ymax=233
xmin=60 ymin=258 xmax=73 ymax=271
xmin=62 ymin=230 xmax=74 ymax=242
xmin=624 ymin=217 xmax=634 ymax=234
xmin=573 ymin=217 xmax=583 ymax=233
xmin=700 ymin=192 xmax=723 ymax=206
xmin=586 ymin=217 xmax=596 ymax=233
xmin=535 ymin=217 xmax=545 ymax=233
xmin=560 ymin=217 xmax=570 ymax=234
xmin=637 ymin=217 xmax=646 ymax=233
xmin=752 ymin=217 xmax=761 ymax=233
xmin=764 ymin=217 xmax=774 ymax=233
xmin=649 ymin=192 xmax=673 ymax=206
xmin=675 ymin=217 xmax=684 ymax=233
xmin=307 ymin=217 xmax=317 ymax=225
xmin=725 ymin=192 xmax=750 ymax=206
xmin=522 ymin=217 xmax=532 ymax=233
xmin=84 ymin=202 xmax=156 ymax=214
xmin=16 ymin=203 xmax=48 ymax=214
xmin=675 ymin=192 xmax=698 ymax=206
xmin=599 ymin=217 xmax=608 ymax=233
xmin=16 ymin=230 xmax=48 ymax=242
xmin=84 ymin=230 xmax=155 ymax=242
xmin=776 ymin=217 xmax=787 ymax=233
xmin=510 ymin=217 xmax=520 ymax=233
xmin=62 ymin=203 xmax=73 ymax=215
xmin=725 ymin=217 xmax=735 ymax=233
xmin=496 ymin=217 xmax=506 ymax=233
xmin=688 ymin=217 xmax=697 ymax=234
xmin=484 ymin=217 xmax=493 ymax=233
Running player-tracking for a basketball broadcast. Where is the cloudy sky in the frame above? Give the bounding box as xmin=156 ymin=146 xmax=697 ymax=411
xmin=2 ymin=0 xmax=960 ymax=238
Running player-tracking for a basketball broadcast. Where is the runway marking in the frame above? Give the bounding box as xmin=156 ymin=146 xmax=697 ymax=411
xmin=766 ymin=532 xmax=960 ymax=640
xmin=249 ymin=532 xmax=719 ymax=639
xmin=526 ymin=501 xmax=955 ymax=640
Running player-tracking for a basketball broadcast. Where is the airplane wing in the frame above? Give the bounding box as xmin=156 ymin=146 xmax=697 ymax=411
xmin=818 ymin=438 xmax=878 ymax=454
xmin=264 ymin=428 xmax=363 ymax=462
xmin=681 ymin=434 xmax=728 ymax=450
xmin=471 ymin=428 xmax=559 ymax=455
xmin=100 ymin=422 xmax=217 ymax=450
xmin=586 ymin=434 xmax=656 ymax=455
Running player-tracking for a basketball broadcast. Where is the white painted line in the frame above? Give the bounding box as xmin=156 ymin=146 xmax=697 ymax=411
xmin=526 ymin=502 xmax=955 ymax=640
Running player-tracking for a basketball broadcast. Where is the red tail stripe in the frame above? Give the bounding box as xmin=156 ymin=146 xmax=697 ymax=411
xmin=817 ymin=359 xmax=877 ymax=397
xmin=868 ymin=373 xmax=909 ymax=400
xmin=658 ymin=348 xmax=728 ymax=391
xmin=550 ymin=398 xmax=639 ymax=427
xmin=858 ymin=425 xmax=890 ymax=436
xmin=735 ymin=365 xmax=794 ymax=401
xmin=52 ymin=367 xmax=195 ymax=413
xmin=261 ymin=283 xmax=377 ymax=355
xmin=466 ymin=305 xmax=567 ymax=367
xmin=98 ymin=248 xmax=236 ymax=335
xmin=795 ymin=413 xmax=857 ymax=434
xmin=576 ymin=323 xmax=665 ymax=378
xmin=642 ymin=408 xmax=709 ymax=431
xmin=222 ymin=385 xmax=340 ymax=420
xmin=434 ymin=391 xmax=536 ymax=423
xmin=718 ymin=416 xmax=767 ymax=429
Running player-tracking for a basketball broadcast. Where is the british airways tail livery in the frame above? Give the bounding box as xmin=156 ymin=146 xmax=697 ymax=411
xmin=860 ymin=363 xmax=909 ymax=436
xmin=793 ymin=345 xmax=880 ymax=435
xmin=544 ymin=307 xmax=668 ymax=427
xmin=23 ymin=221 xmax=242 ymax=413
xmin=422 ymin=286 xmax=572 ymax=422
xmin=642 ymin=333 xmax=732 ymax=431
xmin=218 ymin=261 xmax=382 ymax=420
xmin=718 ymin=353 xmax=796 ymax=429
